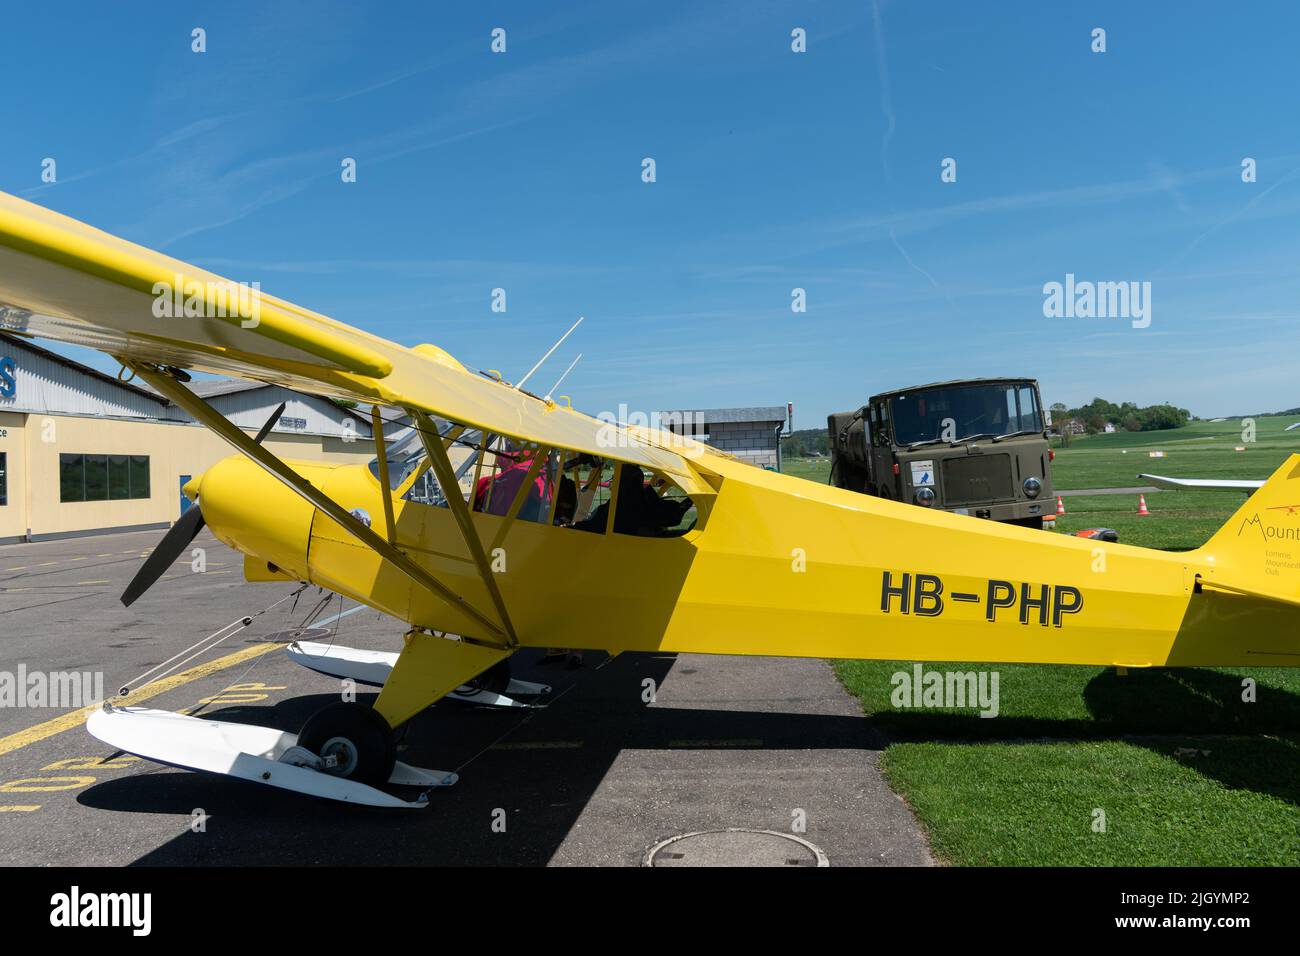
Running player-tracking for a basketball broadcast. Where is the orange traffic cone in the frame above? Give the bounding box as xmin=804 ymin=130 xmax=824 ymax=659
xmin=1136 ymin=494 xmax=1151 ymax=517
xmin=1056 ymin=496 xmax=1066 ymax=516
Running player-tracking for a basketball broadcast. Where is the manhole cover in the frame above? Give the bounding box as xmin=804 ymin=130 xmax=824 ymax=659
xmin=644 ymin=829 xmax=829 ymax=867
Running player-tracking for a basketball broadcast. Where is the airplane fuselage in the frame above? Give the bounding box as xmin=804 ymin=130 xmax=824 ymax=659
xmin=195 ymin=452 xmax=1300 ymax=669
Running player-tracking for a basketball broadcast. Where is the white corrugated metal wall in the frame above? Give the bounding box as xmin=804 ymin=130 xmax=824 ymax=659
xmin=0 ymin=337 xmax=176 ymax=420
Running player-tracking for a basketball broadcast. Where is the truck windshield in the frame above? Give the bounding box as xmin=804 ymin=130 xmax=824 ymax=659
xmin=888 ymin=383 xmax=1042 ymax=446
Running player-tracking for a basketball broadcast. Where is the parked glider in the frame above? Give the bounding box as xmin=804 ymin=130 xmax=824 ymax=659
xmin=1 ymin=190 xmax=1298 ymax=807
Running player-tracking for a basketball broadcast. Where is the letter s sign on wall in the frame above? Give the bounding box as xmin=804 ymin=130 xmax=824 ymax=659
xmin=0 ymin=356 xmax=15 ymax=399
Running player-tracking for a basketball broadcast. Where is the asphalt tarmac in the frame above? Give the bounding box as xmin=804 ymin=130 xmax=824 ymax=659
xmin=0 ymin=528 xmax=932 ymax=866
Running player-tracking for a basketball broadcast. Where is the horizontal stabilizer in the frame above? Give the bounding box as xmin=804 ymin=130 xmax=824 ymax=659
xmin=1195 ymin=576 xmax=1300 ymax=609
xmin=1140 ymin=473 xmax=1264 ymax=490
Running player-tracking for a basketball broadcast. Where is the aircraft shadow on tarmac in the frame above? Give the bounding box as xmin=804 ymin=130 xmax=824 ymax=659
xmin=77 ymin=651 xmax=887 ymax=865
xmin=869 ymin=666 xmax=1300 ymax=808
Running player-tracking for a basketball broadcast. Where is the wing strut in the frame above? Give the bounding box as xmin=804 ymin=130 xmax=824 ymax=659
xmin=411 ymin=410 xmax=520 ymax=648
xmin=127 ymin=362 xmax=511 ymax=649
xmin=369 ymin=405 xmax=398 ymax=544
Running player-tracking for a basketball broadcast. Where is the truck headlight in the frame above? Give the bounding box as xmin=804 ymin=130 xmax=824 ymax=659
xmin=914 ymin=487 xmax=936 ymax=507
xmin=1023 ymin=477 xmax=1042 ymax=499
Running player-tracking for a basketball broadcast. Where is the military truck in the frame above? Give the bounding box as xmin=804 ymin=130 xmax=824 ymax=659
xmin=828 ymin=378 xmax=1054 ymax=528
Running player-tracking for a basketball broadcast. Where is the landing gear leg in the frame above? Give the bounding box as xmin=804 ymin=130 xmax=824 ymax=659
xmin=374 ymin=629 xmax=511 ymax=728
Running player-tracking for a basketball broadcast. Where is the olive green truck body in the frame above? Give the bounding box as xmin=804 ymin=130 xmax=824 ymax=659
xmin=828 ymin=378 xmax=1055 ymax=528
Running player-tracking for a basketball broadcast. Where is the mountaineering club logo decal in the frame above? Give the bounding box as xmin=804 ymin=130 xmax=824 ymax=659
xmin=1237 ymin=506 xmax=1300 ymax=541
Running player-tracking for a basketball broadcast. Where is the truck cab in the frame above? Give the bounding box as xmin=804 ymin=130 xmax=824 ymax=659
xmin=828 ymin=378 xmax=1054 ymax=528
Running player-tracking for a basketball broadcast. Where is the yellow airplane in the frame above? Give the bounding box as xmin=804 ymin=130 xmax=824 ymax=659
xmin=1 ymin=190 xmax=1297 ymax=806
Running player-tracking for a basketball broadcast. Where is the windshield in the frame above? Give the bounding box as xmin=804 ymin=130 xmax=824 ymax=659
xmin=888 ymin=383 xmax=1042 ymax=446
xmin=368 ymin=422 xmax=547 ymax=510
xmin=369 ymin=425 xmax=430 ymax=489
xmin=368 ymin=419 xmax=476 ymax=503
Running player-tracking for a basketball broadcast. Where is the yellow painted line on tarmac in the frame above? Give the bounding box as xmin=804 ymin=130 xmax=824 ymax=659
xmin=37 ymin=562 xmax=57 ymax=567
xmin=0 ymin=642 xmax=281 ymax=759
xmin=75 ymin=580 xmax=110 ymax=586
xmin=96 ymin=553 xmax=114 ymax=558
xmin=0 ymin=805 xmax=41 ymax=812
xmin=5 ymin=566 xmax=26 ymax=572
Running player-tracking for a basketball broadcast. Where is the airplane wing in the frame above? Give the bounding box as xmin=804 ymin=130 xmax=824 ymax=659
xmin=0 ymin=191 xmax=713 ymax=493
xmin=1139 ymin=473 xmax=1265 ymax=490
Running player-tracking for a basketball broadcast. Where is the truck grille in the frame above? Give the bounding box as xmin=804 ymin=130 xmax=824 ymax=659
xmin=942 ymin=454 xmax=1014 ymax=505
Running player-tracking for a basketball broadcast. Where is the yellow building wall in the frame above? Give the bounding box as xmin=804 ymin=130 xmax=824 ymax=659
xmin=5 ymin=414 xmax=376 ymax=540
xmin=0 ymin=412 xmax=26 ymax=540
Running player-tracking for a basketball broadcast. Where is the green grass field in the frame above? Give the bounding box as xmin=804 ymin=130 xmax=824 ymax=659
xmin=783 ymin=415 xmax=1300 ymax=866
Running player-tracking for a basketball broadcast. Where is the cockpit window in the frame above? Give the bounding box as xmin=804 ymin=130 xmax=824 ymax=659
xmin=559 ymin=462 xmax=696 ymax=537
xmin=471 ymin=443 xmax=555 ymax=522
xmin=612 ymin=465 xmax=696 ymax=537
xmin=563 ymin=457 xmax=617 ymax=533
xmin=373 ymin=423 xmax=697 ymax=536
xmin=376 ymin=425 xmax=557 ymax=525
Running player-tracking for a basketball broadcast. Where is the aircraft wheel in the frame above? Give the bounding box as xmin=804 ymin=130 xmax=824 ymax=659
xmin=298 ymin=702 xmax=396 ymax=786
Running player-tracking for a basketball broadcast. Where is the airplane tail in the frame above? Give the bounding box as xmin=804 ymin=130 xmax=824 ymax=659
xmin=1195 ymin=453 xmax=1300 ymax=607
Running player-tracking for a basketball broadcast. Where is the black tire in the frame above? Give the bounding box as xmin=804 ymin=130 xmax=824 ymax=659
xmin=460 ymin=659 xmax=511 ymax=696
xmin=298 ymin=702 xmax=396 ymax=786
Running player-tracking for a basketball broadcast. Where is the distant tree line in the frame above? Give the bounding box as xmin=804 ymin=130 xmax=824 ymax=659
xmin=781 ymin=428 xmax=830 ymax=457
xmin=1049 ymin=397 xmax=1192 ymax=434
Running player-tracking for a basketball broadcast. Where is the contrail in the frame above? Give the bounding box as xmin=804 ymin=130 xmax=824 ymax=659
xmin=890 ymin=227 xmax=941 ymax=290
xmin=872 ymin=2 xmax=946 ymax=298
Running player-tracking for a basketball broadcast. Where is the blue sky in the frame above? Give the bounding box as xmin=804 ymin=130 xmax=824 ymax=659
xmin=4 ymin=1 xmax=1300 ymax=426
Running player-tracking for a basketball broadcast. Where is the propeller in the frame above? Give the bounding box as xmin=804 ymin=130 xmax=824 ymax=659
xmin=121 ymin=402 xmax=286 ymax=607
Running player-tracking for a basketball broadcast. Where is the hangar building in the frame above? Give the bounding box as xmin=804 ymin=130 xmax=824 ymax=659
xmin=658 ymin=405 xmax=790 ymax=470
xmin=0 ymin=333 xmax=390 ymax=544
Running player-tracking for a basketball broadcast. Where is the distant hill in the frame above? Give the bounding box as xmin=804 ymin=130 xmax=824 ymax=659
xmin=1225 ymin=408 xmax=1300 ymax=419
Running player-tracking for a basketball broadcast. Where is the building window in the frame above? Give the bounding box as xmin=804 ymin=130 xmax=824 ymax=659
xmin=59 ymin=454 xmax=150 ymax=502
xmin=129 ymin=455 xmax=150 ymax=499
xmin=59 ymin=454 xmax=83 ymax=502
xmin=0 ymin=452 xmax=6 ymax=506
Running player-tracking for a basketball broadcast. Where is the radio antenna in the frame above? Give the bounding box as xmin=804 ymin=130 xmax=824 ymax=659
xmin=544 ymin=353 xmax=583 ymax=402
xmin=516 ymin=316 xmax=583 ymax=391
